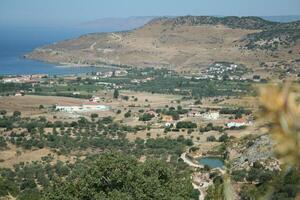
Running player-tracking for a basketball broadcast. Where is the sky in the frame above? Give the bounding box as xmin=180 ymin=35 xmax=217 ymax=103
xmin=0 ymin=0 xmax=300 ymax=27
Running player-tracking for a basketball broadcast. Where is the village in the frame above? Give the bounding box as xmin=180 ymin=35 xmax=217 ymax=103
xmin=0 ymin=67 xmax=256 ymax=144
xmin=0 ymin=67 xmax=266 ymax=200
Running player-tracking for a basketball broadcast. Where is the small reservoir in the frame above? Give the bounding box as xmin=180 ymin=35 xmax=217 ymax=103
xmin=198 ymin=157 xmax=224 ymax=168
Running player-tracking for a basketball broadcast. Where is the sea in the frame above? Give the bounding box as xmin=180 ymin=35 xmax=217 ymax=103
xmin=0 ymin=26 xmax=112 ymax=76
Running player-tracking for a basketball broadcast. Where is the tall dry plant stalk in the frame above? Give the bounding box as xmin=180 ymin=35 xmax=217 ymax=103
xmin=259 ymin=83 xmax=300 ymax=166
xmin=259 ymin=83 xmax=300 ymax=199
xmin=220 ymin=83 xmax=300 ymax=200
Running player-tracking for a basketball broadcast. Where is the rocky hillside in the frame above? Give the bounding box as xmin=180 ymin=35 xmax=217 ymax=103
xmin=229 ymin=134 xmax=279 ymax=171
xmin=158 ymin=16 xmax=278 ymax=29
xmin=27 ymin=16 xmax=300 ymax=75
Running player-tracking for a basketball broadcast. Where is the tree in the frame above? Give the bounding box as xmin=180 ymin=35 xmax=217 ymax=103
xmin=0 ymin=136 xmax=7 ymax=149
xmin=218 ymin=134 xmax=229 ymax=143
xmin=139 ymin=113 xmax=155 ymax=121
xmin=90 ymin=113 xmax=98 ymax=119
xmin=207 ymin=136 xmax=217 ymax=142
xmin=113 ymin=89 xmax=119 ymax=99
xmin=0 ymin=110 xmax=6 ymax=115
xmin=13 ymin=111 xmax=21 ymax=117
xmin=0 ymin=176 xmax=19 ymax=197
xmin=43 ymin=152 xmax=198 ymax=200
xmin=176 ymin=121 xmax=197 ymax=129
xmin=124 ymin=111 xmax=131 ymax=118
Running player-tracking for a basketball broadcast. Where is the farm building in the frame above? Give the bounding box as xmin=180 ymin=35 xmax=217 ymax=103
xmin=227 ymin=119 xmax=246 ymax=128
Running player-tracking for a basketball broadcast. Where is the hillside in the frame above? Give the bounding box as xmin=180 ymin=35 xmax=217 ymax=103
xmin=27 ymin=16 xmax=300 ymax=76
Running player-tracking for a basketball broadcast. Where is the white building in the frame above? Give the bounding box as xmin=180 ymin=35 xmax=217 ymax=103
xmin=56 ymin=103 xmax=110 ymax=113
xmin=227 ymin=119 xmax=246 ymax=128
xmin=56 ymin=106 xmax=82 ymax=112
xmin=201 ymin=112 xmax=220 ymax=120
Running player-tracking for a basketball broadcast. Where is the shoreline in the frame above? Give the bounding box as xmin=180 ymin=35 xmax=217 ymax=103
xmin=24 ymin=54 xmax=129 ymax=70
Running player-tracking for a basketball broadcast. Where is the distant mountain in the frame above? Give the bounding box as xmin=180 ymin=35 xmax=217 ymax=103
xmin=261 ymin=15 xmax=300 ymax=23
xmin=78 ymin=16 xmax=156 ymax=32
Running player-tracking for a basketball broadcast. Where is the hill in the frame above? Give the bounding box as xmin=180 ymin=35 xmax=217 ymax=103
xmin=27 ymin=16 xmax=300 ymax=76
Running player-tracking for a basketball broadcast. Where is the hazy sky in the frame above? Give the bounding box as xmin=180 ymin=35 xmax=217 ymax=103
xmin=1 ymin=0 xmax=300 ymax=27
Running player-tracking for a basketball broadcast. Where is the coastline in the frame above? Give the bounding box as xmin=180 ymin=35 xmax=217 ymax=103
xmin=23 ymin=54 xmax=124 ymax=70
xmin=24 ymin=54 xmax=126 ymax=70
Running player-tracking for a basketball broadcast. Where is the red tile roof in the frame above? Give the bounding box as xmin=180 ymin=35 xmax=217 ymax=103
xmin=228 ymin=119 xmax=245 ymax=123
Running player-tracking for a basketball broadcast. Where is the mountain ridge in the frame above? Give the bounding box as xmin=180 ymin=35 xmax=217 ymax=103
xmin=27 ymin=16 xmax=300 ymax=77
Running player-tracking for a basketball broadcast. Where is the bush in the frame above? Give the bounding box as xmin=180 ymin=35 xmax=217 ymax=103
xmin=113 ymin=89 xmax=119 ymax=99
xmin=0 ymin=110 xmax=7 ymax=115
xmin=231 ymin=170 xmax=247 ymax=182
xmin=218 ymin=134 xmax=229 ymax=142
xmin=13 ymin=111 xmax=21 ymax=117
xmin=139 ymin=113 xmax=155 ymax=121
xmin=176 ymin=121 xmax=197 ymax=129
xmin=207 ymin=136 xmax=217 ymax=142
xmin=90 ymin=113 xmax=99 ymax=119
xmin=124 ymin=111 xmax=131 ymax=118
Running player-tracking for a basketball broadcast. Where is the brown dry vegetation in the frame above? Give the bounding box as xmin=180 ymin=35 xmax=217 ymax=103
xmin=0 ymin=144 xmax=69 ymax=168
xmin=27 ymin=18 xmax=300 ymax=76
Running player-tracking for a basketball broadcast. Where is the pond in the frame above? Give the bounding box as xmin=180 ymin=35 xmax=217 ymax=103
xmin=198 ymin=157 xmax=224 ymax=169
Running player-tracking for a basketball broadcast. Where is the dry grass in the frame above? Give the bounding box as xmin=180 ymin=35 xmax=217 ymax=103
xmin=28 ymin=21 xmax=300 ymax=76
xmin=0 ymin=144 xmax=69 ymax=168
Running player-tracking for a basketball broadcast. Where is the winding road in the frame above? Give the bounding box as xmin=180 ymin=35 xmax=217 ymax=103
xmin=180 ymin=152 xmax=203 ymax=168
xmin=180 ymin=152 xmax=211 ymax=200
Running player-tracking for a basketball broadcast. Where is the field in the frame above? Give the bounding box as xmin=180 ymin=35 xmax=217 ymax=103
xmin=1 ymin=66 xmax=296 ymax=200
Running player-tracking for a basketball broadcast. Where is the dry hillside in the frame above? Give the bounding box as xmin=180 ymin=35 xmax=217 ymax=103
xmin=27 ymin=16 xmax=300 ymax=75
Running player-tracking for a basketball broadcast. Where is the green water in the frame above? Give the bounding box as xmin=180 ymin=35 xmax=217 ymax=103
xmin=198 ymin=157 xmax=224 ymax=168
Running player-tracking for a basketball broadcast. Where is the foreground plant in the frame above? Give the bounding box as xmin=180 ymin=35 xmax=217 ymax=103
xmin=260 ymin=84 xmax=300 ymax=166
xmin=259 ymin=83 xmax=300 ymax=199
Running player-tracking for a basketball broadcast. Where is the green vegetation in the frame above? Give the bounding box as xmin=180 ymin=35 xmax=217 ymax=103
xmin=0 ymin=113 xmax=194 ymax=158
xmin=0 ymin=152 xmax=198 ymax=200
xmin=0 ymin=110 xmax=197 ymax=199
xmin=200 ymin=123 xmax=223 ymax=133
xmin=220 ymin=107 xmax=252 ymax=119
xmin=169 ymin=16 xmax=277 ymax=30
xmin=98 ymin=68 xmax=251 ymax=98
xmin=0 ymin=67 xmax=252 ymax=100
xmin=113 ymin=89 xmax=119 ymax=99
xmin=44 ymin=152 xmax=199 ymax=200
xmin=139 ymin=113 xmax=155 ymax=121
xmin=233 ymin=164 xmax=300 ymax=200
xmin=176 ymin=121 xmax=197 ymax=129
xmin=244 ymin=27 xmax=300 ymax=50
xmin=0 ymin=83 xmax=31 ymax=96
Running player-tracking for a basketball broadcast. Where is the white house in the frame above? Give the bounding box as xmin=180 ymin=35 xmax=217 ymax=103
xmin=227 ymin=119 xmax=246 ymax=128
xmin=56 ymin=106 xmax=82 ymax=112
